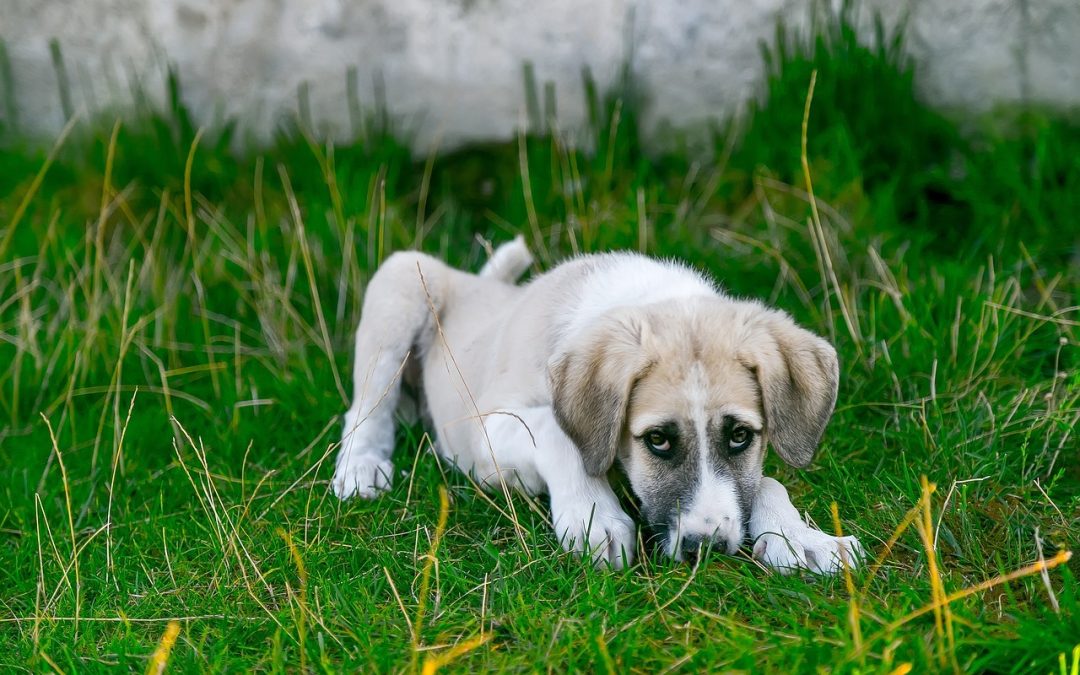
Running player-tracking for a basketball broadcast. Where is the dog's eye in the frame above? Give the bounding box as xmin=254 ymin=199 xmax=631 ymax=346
xmin=643 ymin=430 xmax=673 ymax=457
xmin=728 ymin=426 xmax=755 ymax=454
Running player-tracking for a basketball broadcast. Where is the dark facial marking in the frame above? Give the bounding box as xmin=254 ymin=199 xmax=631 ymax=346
xmin=706 ymin=415 xmax=761 ymax=460
xmin=634 ymin=420 xmax=699 ymax=528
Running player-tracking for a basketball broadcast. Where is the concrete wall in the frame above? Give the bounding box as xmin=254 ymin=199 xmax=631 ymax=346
xmin=3 ymin=0 xmax=1079 ymax=151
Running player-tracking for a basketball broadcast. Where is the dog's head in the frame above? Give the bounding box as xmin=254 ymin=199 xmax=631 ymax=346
xmin=550 ymin=297 xmax=838 ymax=560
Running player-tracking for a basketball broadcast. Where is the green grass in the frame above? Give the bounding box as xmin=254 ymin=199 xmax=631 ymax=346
xmin=2 ymin=7 xmax=1079 ymax=672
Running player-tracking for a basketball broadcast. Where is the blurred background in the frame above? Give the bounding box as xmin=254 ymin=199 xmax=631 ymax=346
xmin=4 ymin=0 xmax=1080 ymax=151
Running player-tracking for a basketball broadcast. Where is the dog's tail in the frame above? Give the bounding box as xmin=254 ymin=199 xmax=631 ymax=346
xmin=480 ymin=235 xmax=534 ymax=283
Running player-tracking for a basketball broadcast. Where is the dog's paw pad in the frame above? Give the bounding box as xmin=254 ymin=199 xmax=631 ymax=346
xmin=332 ymin=454 xmax=394 ymax=500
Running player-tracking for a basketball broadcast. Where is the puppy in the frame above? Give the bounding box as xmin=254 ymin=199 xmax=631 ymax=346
xmin=332 ymin=238 xmax=862 ymax=572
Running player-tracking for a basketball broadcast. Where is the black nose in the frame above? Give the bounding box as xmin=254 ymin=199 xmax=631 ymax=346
xmin=680 ymin=535 xmax=715 ymax=563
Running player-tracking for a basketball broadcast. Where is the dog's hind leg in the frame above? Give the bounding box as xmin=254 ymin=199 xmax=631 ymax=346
xmin=479 ymin=235 xmax=533 ymax=283
xmin=332 ymin=251 xmax=456 ymax=500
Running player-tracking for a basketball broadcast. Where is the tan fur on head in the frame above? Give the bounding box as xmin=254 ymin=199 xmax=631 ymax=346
xmin=552 ymin=298 xmax=838 ymax=476
xmin=550 ymin=310 xmax=652 ymax=476
xmin=739 ymin=309 xmax=839 ymax=468
xmin=625 ymin=306 xmax=764 ymax=437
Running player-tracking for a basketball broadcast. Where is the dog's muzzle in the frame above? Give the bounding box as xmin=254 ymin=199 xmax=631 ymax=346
xmin=673 ymin=525 xmax=743 ymax=562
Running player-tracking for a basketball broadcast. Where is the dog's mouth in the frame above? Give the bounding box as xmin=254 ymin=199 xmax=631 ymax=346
xmin=667 ymin=531 xmax=743 ymax=562
xmin=644 ymin=522 xmax=746 ymax=563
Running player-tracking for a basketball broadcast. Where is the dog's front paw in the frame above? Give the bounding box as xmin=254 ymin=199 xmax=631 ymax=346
xmin=752 ymin=532 xmax=808 ymax=573
xmin=553 ymin=500 xmax=636 ymax=570
xmin=753 ymin=528 xmax=863 ymax=575
xmin=332 ymin=453 xmax=394 ymax=500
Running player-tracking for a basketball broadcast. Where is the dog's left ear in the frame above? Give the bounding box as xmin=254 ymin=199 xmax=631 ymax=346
xmin=550 ymin=310 xmax=652 ymax=476
xmin=742 ymin=311 xmax=839 ymax=468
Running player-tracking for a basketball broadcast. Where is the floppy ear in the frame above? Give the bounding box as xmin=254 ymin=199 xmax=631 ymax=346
xmin=550 ymin=312 xmax=651 ymax=476
xmin=743 ymin=312 xmax=839 ymax=468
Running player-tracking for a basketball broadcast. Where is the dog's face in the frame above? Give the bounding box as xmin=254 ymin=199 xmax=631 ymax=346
xmin=551 ymin=297 xmax=838 ymax=560
xmin=622 ymin=338 xmax=765 ymax=558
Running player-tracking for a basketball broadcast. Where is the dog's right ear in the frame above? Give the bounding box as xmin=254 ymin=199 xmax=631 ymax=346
xmin=740 ymin=310 xmax=839 ymax=468
xmin=550 ymin=311 xmax=652 ymax=476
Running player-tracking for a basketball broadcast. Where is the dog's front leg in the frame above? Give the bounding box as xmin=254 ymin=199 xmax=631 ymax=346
xmin=492 ymin=406 xmax=636 ymax=569
xmin=547 ymin=469 xmax=636 ymax=570
xmin=539 ymin=425 xmax=636 ymax=570
xmin=748 ymin=477 xmax=864 ymax=575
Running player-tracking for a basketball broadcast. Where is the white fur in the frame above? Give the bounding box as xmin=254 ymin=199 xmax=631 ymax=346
xmin=558 ymin=255 xmax=715 ymax=345
xmin=479 ymin=235 xmax=533 ymax=282
xmin=671 ymin=473 xmax=744 ymax=558
xmin=331 ymin=242 xmax=861 ymax=573
xmin=749 ymin=478 xmax=864 ymax=574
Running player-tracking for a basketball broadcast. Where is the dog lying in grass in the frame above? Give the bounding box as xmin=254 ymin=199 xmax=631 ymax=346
xmin=332 ymin=238 xmax=862 ymax=572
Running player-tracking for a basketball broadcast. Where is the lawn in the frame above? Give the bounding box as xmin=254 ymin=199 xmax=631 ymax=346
xmin=1 ymin=10 xmax=1078 ymax=673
